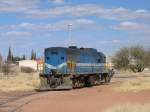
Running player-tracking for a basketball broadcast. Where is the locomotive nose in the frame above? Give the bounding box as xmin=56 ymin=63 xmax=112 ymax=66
xmin=51 ymin=69 xmax=57 ymax=75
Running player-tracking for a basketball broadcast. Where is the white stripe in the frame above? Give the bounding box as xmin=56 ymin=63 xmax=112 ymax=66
xmin=57 ymin=63 xmax=67 ymax=68
xmin=45 ymin=63 xmax=56 ymax=69
xmin=45 ymin=62 xmax=105 ymax=69
xmin=76 ymin=63 xmax=105 ymax=67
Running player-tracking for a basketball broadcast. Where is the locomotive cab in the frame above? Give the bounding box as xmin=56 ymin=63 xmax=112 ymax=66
xmin=45 ymin=48 xmax=67 ymax=75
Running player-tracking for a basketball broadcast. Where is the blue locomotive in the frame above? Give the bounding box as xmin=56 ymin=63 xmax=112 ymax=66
xmin=40 ymin=46 xmax=114 ymax=90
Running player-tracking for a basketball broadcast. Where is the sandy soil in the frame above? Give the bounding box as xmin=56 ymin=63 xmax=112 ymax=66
xmin=0 ymin=78 xmax=150 ymax=112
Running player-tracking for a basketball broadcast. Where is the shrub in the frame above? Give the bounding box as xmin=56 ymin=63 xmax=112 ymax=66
xmin=112 ymin=45 xmax=149 ymax=72
xmin=112 ymin=47 xmax=130 ymax=70
xmin=129 ymin=46 xmax=146 ymax=72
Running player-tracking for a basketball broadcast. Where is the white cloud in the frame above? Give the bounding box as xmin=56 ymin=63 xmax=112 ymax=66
xmin=0 ymin=1 xmax=149 ymax=21
xmin=25 ymin=4 xmax=150 ymax=20
xmin=112 ymin=39 xmax=122 ymax=43
xmin=0 ymin=0 xmax=39 ymax=13
xmin=2 ymin=19 xmax=96 ymax=32
xmin=49 ymin=0 xmax=65 ymax=5
xmin=114 ymin=21 xmax=150 ymax=34
xmin=97 ymin=39 xmax=123 ymax=45
xmin=1 ymin=31 xmax=32 ymax=37
xmin=0 ymin=19 xmax=99 ymax=44
xmin=136 ymin=9 xmax=148 ymax=13
xmin=51 ymin=19 xmax=96 ymax=31
xmin=119 ymin=21 xmax=141 ymax=30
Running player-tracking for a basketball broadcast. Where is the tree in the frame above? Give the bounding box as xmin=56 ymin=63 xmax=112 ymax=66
xmin=129 ymin=46 xmax=146 ymax=72
xmin=7 ymin=47 xmax=13 ymax=63
xmin=112 ymin=47 xmax=130 ymax=70
xmin=23 ymin=54 xmax=26 ymax=60
xmin=144 ymin=48 xmax=150 ymax=67
xmin=31 ymin=50 xmax=36 ymax=60
xmin=112 ymin=45 xmax=149 ymax=72
xmin=12 ymin=54 xmax=26 ymax=64
xmin=13 ymin=56 xmax=22 ymax=63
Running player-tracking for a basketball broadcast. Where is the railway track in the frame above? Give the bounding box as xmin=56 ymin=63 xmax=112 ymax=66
xmin=0 ymin=91 xmax=39 ymax=112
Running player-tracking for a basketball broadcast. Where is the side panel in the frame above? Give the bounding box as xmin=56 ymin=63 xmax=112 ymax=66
xmin=75 ymin=63 xmax=107 ymax=74
xmin=50 ymin=63 xmax=107 ymax=75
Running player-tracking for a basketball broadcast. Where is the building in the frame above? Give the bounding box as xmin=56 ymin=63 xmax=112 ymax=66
xmin=18 ymin=60 xmax=37 ymax=71
xmin=106 ymin=56 xmax=114 ymax=69
xmin=37 ymin=59 xmax=44 ymax=73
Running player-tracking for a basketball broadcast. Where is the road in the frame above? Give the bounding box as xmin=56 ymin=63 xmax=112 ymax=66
xmin=0 ymin=78 xmax=150 ymax=112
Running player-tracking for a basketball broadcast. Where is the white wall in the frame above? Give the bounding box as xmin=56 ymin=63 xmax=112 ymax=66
xmin=19 ymin=60 xmax=37 ymax=70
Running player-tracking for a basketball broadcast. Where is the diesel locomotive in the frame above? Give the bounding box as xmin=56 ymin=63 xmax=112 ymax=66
xmin=39 ymin=46 xmax=114 ymax=90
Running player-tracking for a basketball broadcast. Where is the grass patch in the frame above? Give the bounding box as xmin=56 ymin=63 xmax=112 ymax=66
xmin=0 ymin=73 xmax=40 ymax=92
xmin=105 ymin=103 xmax=150 ymax=112
xmin=115 ymin=77 xmax=150 ymax=92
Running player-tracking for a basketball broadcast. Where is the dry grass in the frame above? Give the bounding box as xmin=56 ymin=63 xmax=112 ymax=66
xmin=115 ymin=74 xmax=150 ymax=92
xmin=114 ymin=71 xmax=150 ymax=78
xmin=0 ymin=73 xmax=40 ymax=92
xmin=105 ymin=103 xmax=150 ymax=112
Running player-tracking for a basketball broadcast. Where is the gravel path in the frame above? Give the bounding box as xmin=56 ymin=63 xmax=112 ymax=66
xmin=0 ymin=78 xmax=150 ymax=112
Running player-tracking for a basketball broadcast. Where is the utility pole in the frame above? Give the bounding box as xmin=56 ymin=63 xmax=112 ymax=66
xmin=67 ymin=24 xmax=76 ymax=74
xmin=68 ymin=24 xmax=73 ymax=46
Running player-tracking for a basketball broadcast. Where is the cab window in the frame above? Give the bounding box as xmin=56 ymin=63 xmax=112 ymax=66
xmin=51 ymin=51 xmax=58 ymax=54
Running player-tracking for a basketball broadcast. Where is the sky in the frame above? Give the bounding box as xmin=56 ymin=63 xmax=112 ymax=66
xmin=0 ymin=0 xmax=150 ymax=59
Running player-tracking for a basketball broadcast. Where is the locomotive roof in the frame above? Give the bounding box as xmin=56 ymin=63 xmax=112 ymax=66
xmin=45 ymin=46 xmax=105 ymax=57
xmin=45 ymin=47 xmax=97 ymax=52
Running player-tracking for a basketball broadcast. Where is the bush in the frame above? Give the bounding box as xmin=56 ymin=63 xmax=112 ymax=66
xmin=129 ymin=46 xmax=146 ymax=72
xmin=112 ymin=46 xmax=150 ymax=72
xmin=112 ymin=47 xmax=130 ymax=70
xmin=2 ymin=64 xmax=21 ymax=75
xmin=2 ymin=64 xmax=11 ymax=75
xmin=144 ymin=48 xmax=150 ymax=67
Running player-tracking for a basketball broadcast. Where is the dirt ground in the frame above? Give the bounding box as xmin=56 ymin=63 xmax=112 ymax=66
xmin=0 ymin=77 xmax=150 ymax=112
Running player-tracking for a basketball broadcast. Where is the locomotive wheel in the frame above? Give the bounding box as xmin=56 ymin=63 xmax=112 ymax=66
xmin=89 ymin=76 xmax=95 ymax=86
xmin=72 ymin=78 xmax=78 ymax=88
xmin=84 ymin=76 xmax=95 ymax=87
xmin=79 ymin=76 xmax=85 ymax=87
xmin=74 ymin=80 xmax=80 ymax=88
xmin=94 ymin=75 xmax=100 ymax=85
xmin=72 ymin=77 xmax=85 ymax=88
xmin=74 ymin=80 xmax=81 ymax=88
xmin=104 ymin=74 xmax=110 ymax=83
